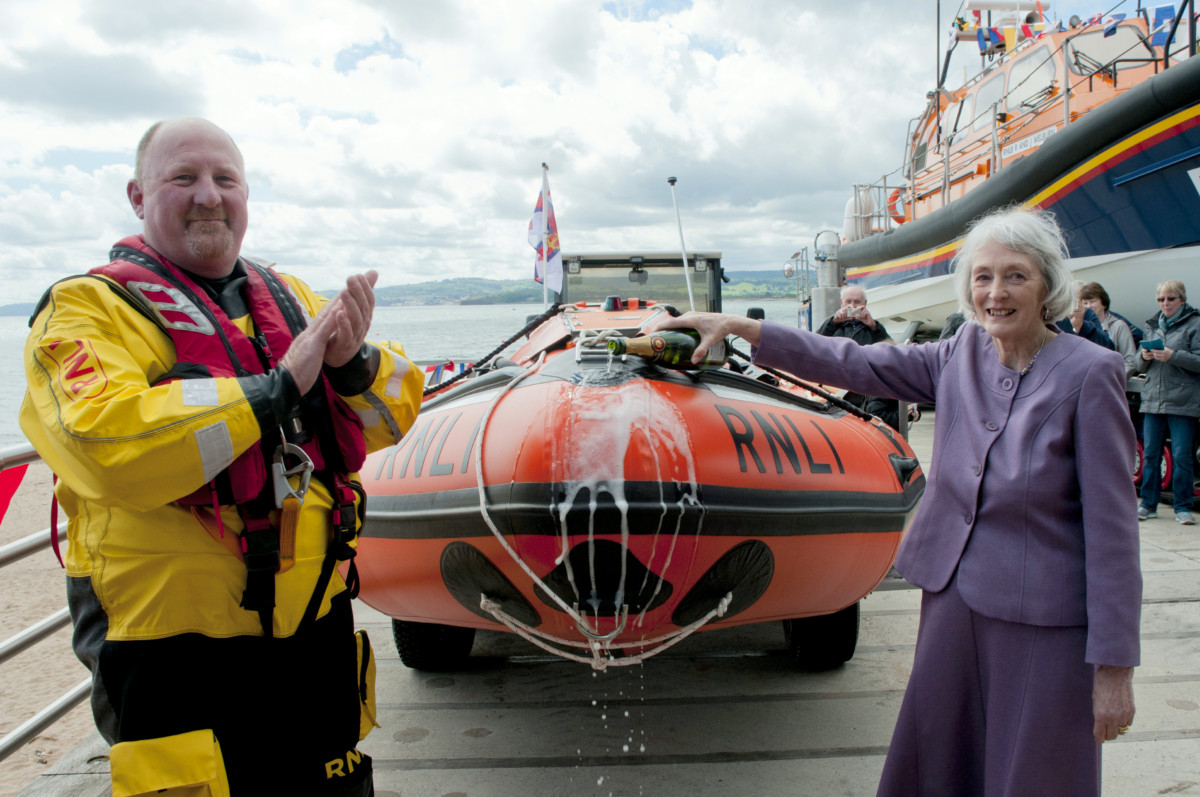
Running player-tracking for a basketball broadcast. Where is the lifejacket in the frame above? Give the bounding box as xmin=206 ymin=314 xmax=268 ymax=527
xmin=90 ymin=236 xmax=366 ymax=503
xmin=89 ymin=236 xmax=367 ymax=636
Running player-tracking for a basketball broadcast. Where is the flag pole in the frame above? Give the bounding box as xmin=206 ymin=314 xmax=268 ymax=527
xmin=541 ymin=163 xmax=550 ymax=308
xmin=667 ymin=176 xmax=697 ymax=312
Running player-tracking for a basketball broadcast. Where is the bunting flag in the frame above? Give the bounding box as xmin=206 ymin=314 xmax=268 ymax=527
xmin=1151 ymin=4 xmax=1176 ymax=47
xmin=1104 ymin=13 xmax=1126 ymax=36
xmin=527 ymin=169 xmax=563 ymax=294
xmin=0 ymin=464 xmax=28 ymax=525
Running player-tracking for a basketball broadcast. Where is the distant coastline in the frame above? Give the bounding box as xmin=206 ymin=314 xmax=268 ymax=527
xmin=1 ymin=270 xmax=799 ymax=316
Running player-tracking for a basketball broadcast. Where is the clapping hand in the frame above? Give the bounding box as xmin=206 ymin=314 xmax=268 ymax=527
xmin=280 ymin=270 xmax=379 ymax=394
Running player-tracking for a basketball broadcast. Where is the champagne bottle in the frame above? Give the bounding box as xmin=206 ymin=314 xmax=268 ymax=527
xmin=607 ymin=329 xmax=728 ymax=367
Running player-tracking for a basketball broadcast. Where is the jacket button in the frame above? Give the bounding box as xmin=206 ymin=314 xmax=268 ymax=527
xmin=964 ymin=513 xmax=973 ymax=524
xmin=973 ymin=464 xmax=982 ymax=476
xmin=985 ymin=421 xmax=999 ymax=431
xmin=1002 ymin=378 xmax=1013 ymax=390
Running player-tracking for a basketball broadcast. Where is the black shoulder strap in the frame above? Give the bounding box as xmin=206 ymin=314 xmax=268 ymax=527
xmin=242 ymin=258 xmax=309 ymax=337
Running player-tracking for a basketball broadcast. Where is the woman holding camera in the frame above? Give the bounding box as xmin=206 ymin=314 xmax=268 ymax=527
xmin=1137 ymin=279 xmax=1200 ymax=524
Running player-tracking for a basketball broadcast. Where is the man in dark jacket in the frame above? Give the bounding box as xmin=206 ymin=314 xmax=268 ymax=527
xmin=817 ymin=285 xmax=900 ymax=430
xmin=817 ymin=285 xmax=892 ymax=346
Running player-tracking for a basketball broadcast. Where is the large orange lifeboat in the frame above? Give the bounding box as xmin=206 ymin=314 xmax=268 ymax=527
xmin=356 ymin=254 xmax=925 ymax=670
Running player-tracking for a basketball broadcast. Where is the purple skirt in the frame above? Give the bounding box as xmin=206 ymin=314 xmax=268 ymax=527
xmin=877 ymin=572 xmax=1101 ymax=796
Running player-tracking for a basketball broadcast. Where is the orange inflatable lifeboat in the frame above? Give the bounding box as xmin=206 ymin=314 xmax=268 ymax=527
xmin=356 ymin=254 xmax=925 ymax=671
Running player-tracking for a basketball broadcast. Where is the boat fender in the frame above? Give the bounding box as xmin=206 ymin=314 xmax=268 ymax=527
xmin=887 ymin=188 xmax=910 ymax=225
xmin=841 ymin=187 xmax=876 ymax=242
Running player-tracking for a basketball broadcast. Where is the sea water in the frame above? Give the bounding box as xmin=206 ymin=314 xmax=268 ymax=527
xmin=0 ymin=299 xmax=798 ymax=448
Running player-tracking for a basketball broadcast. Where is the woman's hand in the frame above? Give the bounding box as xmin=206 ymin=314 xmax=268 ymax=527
xmin=1093 ymin=665 xmax=1135 ymax=743
xmin=643 ymin=311 xmax=763 ymax=365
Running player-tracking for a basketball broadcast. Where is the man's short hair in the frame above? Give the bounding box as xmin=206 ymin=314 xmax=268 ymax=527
xmin=133 ymin=118 xmax=244 ymax=182
xmin=133 ymin=121 xmax=165 ymax=182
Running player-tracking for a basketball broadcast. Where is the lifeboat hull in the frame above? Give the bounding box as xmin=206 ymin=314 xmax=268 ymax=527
xmin=356 ymin=307 xmax=925 ymax=667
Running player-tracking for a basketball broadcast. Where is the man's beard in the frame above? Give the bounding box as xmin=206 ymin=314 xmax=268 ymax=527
xmin=185 ymin=220 xmax=236 ymax=261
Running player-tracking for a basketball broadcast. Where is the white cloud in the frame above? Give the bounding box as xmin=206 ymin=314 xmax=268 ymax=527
xmin=0 ymin=0 xmax=1109 ymax=303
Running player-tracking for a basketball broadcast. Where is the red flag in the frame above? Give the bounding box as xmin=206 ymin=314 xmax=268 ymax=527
xmin=0 ymin=464 xmax=28 ymax=525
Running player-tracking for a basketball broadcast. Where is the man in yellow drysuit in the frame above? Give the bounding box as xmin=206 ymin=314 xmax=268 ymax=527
xmin=20 ymin=117 xmax=423 ymax=795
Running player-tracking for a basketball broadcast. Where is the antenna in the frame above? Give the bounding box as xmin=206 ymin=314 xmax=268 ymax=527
xmin=666 ymin=177 xmax=697 ymax=312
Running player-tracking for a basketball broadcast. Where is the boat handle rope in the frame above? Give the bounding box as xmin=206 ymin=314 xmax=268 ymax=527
xmin=481 ymin=591 xmax=732 ymax=671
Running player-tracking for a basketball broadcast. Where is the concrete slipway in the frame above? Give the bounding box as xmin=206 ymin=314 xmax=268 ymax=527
xmin=18 ymin=415 xmax=1200 ymax=796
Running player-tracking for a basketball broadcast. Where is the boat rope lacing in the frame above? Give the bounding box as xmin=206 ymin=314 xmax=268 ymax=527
xmin=469 ymin=340 xmax=732 ymax=670
xmin=481 ymin=593 xmax=731 ymax=671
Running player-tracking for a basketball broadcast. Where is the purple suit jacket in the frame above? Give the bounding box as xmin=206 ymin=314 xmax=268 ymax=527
xmin=754 ymin=320 xmax=1141 ymax=666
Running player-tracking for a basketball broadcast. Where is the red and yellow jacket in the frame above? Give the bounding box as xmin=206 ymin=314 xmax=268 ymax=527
xmin=20 ymin=236 xmax=423 ymax=640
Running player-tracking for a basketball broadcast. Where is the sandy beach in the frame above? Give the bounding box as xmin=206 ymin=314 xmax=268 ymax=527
xmin=0 ymin=461 xmax=96 ymax=797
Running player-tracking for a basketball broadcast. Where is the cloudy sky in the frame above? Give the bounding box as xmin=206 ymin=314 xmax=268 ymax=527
xmin=1 ymin=0 xmax=1109 ymax=303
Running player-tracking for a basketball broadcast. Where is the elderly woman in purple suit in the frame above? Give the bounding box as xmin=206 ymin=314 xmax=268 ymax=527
xmin=647 ymin=206 xmax=1140 ymax=795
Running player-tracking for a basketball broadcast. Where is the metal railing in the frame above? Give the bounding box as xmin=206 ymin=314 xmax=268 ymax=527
xmin=0 ymin=443 xmax=91 ymax=763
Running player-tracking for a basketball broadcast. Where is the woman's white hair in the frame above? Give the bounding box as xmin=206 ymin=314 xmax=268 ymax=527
xmin=952 ymin=206 xmax=1073 ymax=323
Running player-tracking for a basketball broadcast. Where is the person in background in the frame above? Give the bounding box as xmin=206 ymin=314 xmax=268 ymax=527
xmin=1136 ymin=279 xmax=1200 ymax=525
xmin=1057 ymin=279 xmax=1116 ymax=350
xmin=1106 ymin=300 xmax=1145 ymax=347
xmin=646 ymin=206 xmax=1140 ymax=796
xmin=20 ymin=118 xmax=424 ymax=795
xmin=939 ymin=309 xmax=966 ymax=340
xmin=817 ymin=285 xmax=901 ymax=430
xmin=1080 ymin=281 xmax=1138 ymax=377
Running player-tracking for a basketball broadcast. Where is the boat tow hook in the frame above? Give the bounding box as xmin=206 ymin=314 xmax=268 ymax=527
xmin=573 ymin=603 xmax=629 ymax=644
xmin=272 ymin=442 xmax=314 ymax=508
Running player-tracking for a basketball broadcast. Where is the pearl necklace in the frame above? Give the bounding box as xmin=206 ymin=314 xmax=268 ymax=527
xmin=1018 ymin=328 xmax=1049 ymax=376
